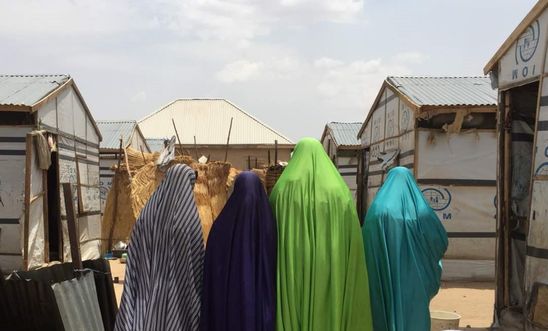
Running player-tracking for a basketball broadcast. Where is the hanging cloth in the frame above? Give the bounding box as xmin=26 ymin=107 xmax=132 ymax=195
xmin=362 ymin=166 xmax=448 ymax=331
xmin=31 ymin=130 xmax=51 ymax=170
xmin=269 ymin=137 xmax=373 ymax=331
xmin=115 ymin=164 xmax=204 ymax=331
xmin=201 ymin=171 xmax=276 ymax=331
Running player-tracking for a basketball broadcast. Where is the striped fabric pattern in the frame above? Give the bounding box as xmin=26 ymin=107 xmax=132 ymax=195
xmin=114 ymin=164 xmax=204 ymax=331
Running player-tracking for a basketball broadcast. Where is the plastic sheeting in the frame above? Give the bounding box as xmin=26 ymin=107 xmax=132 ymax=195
xmin=52 ymin=271 xmax=105 ymax=331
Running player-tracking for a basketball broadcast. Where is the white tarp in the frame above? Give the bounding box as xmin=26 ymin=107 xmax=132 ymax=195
xmin=498 ymin=9 xmax=548 ymax=88
xmin=417 ymin=130 xmax=497 ymax=180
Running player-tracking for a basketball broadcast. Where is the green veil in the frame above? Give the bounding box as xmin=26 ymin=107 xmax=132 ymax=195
xmin=270 ymin=138 xmax=373 ymax=331
xmin=362 ymin=166 xmax=448 ymax=331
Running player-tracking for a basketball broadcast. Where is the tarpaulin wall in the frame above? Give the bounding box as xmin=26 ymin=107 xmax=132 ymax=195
xmin=358 ymin=85 xmax=497 ymax=280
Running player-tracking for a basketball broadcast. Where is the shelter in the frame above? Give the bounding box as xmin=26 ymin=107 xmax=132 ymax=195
xmin=96 ymin=120 xmax=149 ymax=212
xmin=138 ymin=99 xmax=294 ymax=169
xmin=320 ymin=122 xmax=361 ymax=199
xmin=484 ymin=1 xmax=548 ymax=328
xmin=0 ymin=74 xmax=102 ymax=272
xmin=357 ymin=76 xmax=498 ymax=281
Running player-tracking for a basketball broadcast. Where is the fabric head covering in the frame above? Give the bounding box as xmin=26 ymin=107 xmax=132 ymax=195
xmin=115 ymin=164 xmax=204 ymax=331
xmin=269 ymin=137 xmax=373 ymax=331
xmin=200 ymin=171 xmax=276 ymax=331
xmin=362 ymin=166 xmax=448 ymax=331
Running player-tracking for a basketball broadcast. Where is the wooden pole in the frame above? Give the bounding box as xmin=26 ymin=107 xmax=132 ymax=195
xmin=502 ymin=92 xmax=512 ymax=308
xmin=224 ymin=117 xmax=234 ymax=162
xmin=194 ymin=135 xmax=199 ymax=160
xmin=268 ymin=149 xmax=271 ymax=166
xmin=139 ymin=145 xmax=146 ymax=163
xmin=107 ymin=139 xmax=123 ymax=252
xmin=23 ymin=134 xmax=32 ymax=270
xmin=124 ymin=147 xmax=132 ymax=180
xmin=274 ymin=140 xmax=278 ymax=165
xmin=247 ymin=155 xmax=251 ymax=170
xmin=62 ymin=183 xmax=82 ymax=269
xmin=43 ymin=170 xmax=49 ymax=262
xmin=172 ymin=118 xmax=184 ymax=156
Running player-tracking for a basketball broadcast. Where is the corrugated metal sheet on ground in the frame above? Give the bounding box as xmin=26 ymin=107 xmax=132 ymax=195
xmin=0 ymin=75 xmax=70 ymax=107
xmin=327 ymin=122 xmax=362 ymax=147
xmin=52 ymin=271 xmax=105 ymax=331
xmin=387 ymin=76 xmax=497 ymax=107
xmin=1 ymin=259 xmax=117 ymax=331
xmin=139 ymin=99 xmax=294 ymax=145
xmin=97 ymin=120 xmax=137 ymax=150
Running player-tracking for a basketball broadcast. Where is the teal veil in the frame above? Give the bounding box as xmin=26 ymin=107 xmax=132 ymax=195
xmin=362 ymin=167 xmax=448 ymax=331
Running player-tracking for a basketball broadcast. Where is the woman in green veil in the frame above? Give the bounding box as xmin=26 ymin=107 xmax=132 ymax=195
xmin=363 ymin=166 xmax=448 ymax=331
xmin=270 ymin=137 xmax=373 ymax=331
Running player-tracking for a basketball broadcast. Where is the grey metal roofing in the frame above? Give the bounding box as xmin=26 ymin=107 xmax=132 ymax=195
xmin=0 ymin=74 xmax=70 ymax=106
xmin=386 ymin=76 xmax=497 ymax=107
xmin=139 ymin=99 xmax=294 ymax=145
xmin=146 ymin=138 xmax=167 ymax=152
xmin=97 ymin=120 xmax=137 ymax=150
xmin=326 ymin=122 xmax=362 ymax=147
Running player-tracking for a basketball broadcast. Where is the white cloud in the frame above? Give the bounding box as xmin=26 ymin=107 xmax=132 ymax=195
xmin=0 ymin=0 xmax=364 ymax=46
xmin=314 ymin=54 xmax=419 ymax=110
xmin=216 ymin=60 xmax=264 ymax=83
xmin=391 ymin=51 xmax=430 ymax=64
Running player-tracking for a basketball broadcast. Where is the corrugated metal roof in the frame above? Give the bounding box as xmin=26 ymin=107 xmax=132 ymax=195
xmin=97 ymin=120 xmax=137 ymax=150
xmin=146 ymin=138 xmax=167 ymax=152
xmin=0 ymin=74 xmax=70 ymax=106
xmin=387 ymin=76 xmax=497 ymax=107
xmin=326 ymin=122 xmax=362 ymax=147
xmin=139 ymin=99 xmax=294 ymax=145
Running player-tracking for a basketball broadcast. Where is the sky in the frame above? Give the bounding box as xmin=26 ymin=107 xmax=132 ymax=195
xmin=0 ymin=0 xmax=538 ymax=141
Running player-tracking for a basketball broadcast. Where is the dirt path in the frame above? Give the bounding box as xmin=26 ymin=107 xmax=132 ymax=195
xmin=109 ymin=261 xmax=495 ymax=329
xmin=430 ymin=281 xmax=495 ymax=328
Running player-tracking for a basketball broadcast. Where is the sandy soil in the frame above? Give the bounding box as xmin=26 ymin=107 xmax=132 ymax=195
xmin=109 ymin=260 xmax=495 ymax=329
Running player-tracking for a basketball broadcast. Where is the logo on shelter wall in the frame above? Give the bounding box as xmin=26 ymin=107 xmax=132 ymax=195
xmin=422 ymin=187 xmax=452 ymax=211
xmin=511 ymin=20 xmax=540 ymax=81
xmin=516 ymin=20 xmax=540 ymax=64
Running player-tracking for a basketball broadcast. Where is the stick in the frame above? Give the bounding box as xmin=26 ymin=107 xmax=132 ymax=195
xmin=194 ymin=135 xmax=199 ymax=160
xmin=43 ymin=170 xmax=49 ymax=262
xmin=139 ymin=145 xmax=146 ymax=163
xmin=274 ymin=139 xmax=278 ymax=165
xmin=107 ymin=138 xmax=124 ymax=252
xmin=224 ymin=117 xmax=234 ymax=162
xmin=23 ymin=134 xmax=32 ymax=270
xmin=124 ymin=146 xmax=132 ymax=180
xmin=62 ymin=183 xmax=82 ymax=269
xmin=172 ymin=118 xmax=184 ymax=156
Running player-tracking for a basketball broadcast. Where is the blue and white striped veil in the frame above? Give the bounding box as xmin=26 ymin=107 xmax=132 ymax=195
xmin=115 ymin=164 xmax=204 ymax=331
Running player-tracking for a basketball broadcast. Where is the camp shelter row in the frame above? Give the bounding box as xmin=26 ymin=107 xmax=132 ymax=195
xmin=0 ymin=75 xmax=102 ymax=272
xmin=350 ymin=76 xmax=498 ymax=281
xmin=483 ymin=0 xmax=548 ymax=328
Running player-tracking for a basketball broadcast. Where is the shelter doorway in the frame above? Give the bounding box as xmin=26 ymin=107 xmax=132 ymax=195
xmin=497 ymin=81 xmax=539 ymax=315
xmin=46 ymin=150 xmax=61 ymax=262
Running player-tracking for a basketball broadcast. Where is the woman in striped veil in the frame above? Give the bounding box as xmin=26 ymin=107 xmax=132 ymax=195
xmin=115 ymin=164 xmax=204 ymax=331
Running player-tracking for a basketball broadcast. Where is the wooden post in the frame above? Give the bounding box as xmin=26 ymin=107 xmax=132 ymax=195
xmin=193 ymin=135 xmax=199 ymax=160
xmin=268 ymin=149 xmax=271 ymax=165
xmin=247 ymin=155 xmax=251 ymax=170
xmin=502 ymin=91 xmax=512 ymax=308
xmin=74 ymin=155 xmax=84 ymax=214
xmin=172 ymin=118 xmax=184 ymax=156
xmin=23 ymin=134 xmax=32 ymax=270
xmin=255 ymin=157 xmax=258 ymax=169
xmin=107 ymin=139 xmax=124 ymax=252
xmin=62 ymin=183 xmax=82 ymax=269
xmin=224 ymin=117 xmax=234 ymax=162
xmin=274 ymin=140 xmax=278 ymax=165
xmin=139 ymin=146 xmax=146 ymax=163
xmin=124 ymin=147 xmax=132 ymax=180
xmin=43 ymin=170 xmax=49 ymax=262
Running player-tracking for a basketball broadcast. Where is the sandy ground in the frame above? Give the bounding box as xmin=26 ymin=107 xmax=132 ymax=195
xmin=109 ymin=260 xmax=495 ymax=329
